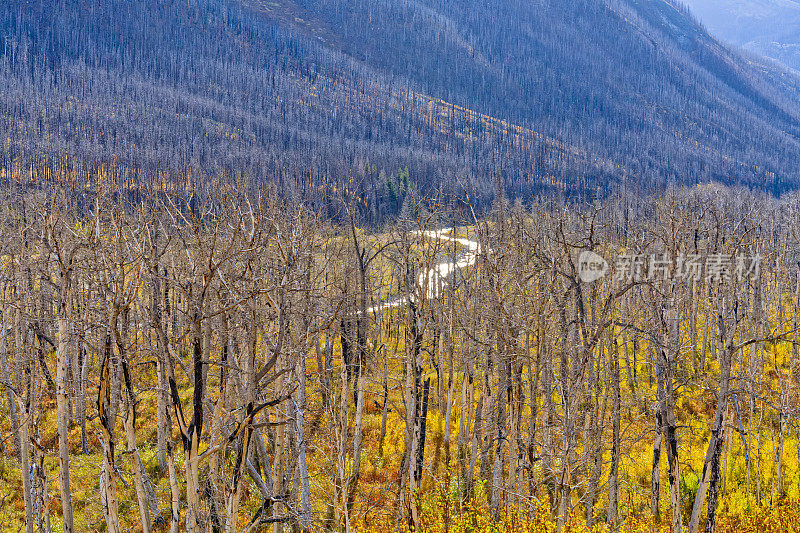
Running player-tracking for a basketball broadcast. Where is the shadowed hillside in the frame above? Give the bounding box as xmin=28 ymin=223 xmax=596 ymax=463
xmin=2 ymin=0 xmax=800 ymax=216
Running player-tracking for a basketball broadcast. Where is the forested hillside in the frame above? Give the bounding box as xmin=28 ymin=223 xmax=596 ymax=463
xmin=3 ymin=0 xmax=800 ymax=218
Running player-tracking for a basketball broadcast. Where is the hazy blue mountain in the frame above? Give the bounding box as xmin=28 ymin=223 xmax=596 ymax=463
xmin=3 ymin=0 xmax=800 ymax=217
xmin=682 ymin=0 xmax=800 ymax=71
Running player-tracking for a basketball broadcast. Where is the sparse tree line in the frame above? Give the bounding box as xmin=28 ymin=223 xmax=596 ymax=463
xmin=1 ymin=181 xmax=800 ymax=533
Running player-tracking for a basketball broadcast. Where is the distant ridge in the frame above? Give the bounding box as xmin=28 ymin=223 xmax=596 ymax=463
xmin=682 ymin=0 xmax=800 ymax=73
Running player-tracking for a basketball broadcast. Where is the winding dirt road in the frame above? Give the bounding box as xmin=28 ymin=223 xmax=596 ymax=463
xmin=367 ymin=228 xmax=482 ymax=314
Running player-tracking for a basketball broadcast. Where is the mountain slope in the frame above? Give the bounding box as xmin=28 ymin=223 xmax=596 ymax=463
xmin=682 ymin=0 xmax=800 ymax=72
xmin=2 ymin=0 xmax=800 ymax=217
xmin=276 ymin=0 xmax=800 ymax=182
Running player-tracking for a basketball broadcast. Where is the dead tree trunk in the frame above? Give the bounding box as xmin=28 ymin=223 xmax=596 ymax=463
xmin=98 ymin=334 xmax=122 ymax=533
xmin=55 ymin=267 xmax=75 ymax=533
xmin=607 ymin=337 xmax=622 ymax=529
xmin=651 ymin=345 xmax=664 ymax=522
xmin=490 ymin=360 xmax=508 ymax=520
xmin=0 ymin=315 xmax=21 ymax=461
xmin=689 ymin=310 xmax=734 ymax=533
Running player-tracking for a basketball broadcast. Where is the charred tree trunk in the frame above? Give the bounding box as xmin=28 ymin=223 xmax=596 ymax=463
xmin=98 ymin=334 xmax=122 ymax=533
xmin=689 ymin=311 xmax=733 ymax=533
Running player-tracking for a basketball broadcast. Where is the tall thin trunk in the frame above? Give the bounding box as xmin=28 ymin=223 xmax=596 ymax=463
xmin=14 ymin=298 xmax=35 ymax=533
xmin=491 ymin=362 xmax=508 ymax=519
xmin=541 ymin=336 xmax=555 ymax=513
xmin=651 ymin=358 xmax=664 ymax=521
xmin=466 ymin=392 xmax=483 ymax=505
xmin=120 ymin=351 xmax=152 ymax=533
xmin=526 ymin=335 xmax=540 ymax=515
xmin=660 ymin=292 xmax=684 ymax=533
xmin=379 ymin=322 xmax=390 ymax=458
xmin=691 ymin=279 xmax=698 ymax=373
xmin=99 ymin=334 xmax=122 ymax=533
xmin=151 ymin=284 xmax=181 ymax=533
xmin=479 ymin=355 xmax=494 ymax=504
xmin=336 ymin=326 xmax=350 ymax=532
xmin=607 ymin=338 xmax=621 ymax=529
xmin=295 ymin=358 xmax=312 ymax=532
xmin=775 ymin=410 xmax=786 ymax=499
xmin=56 ymin=277 xmax=75 ymax=533
xmin=207 ymin=315 xmax=230 ymax=533
xmin=153 ymin=268 xmax=169 ymax=473
xmin=34 ymin=408 xmax=52 ymax=533
xmin=0 ymin=315 xmax=21 ymax=461
xmin=444 ymin=320 xmax=455 ymax=482
xmin=78 ymin=342 xmax=89 ymax=454
xmin=458 ymin=353 xmax=474 ymax=506
xmin=18 ymin=387 xmax=35 ymax=533
xmin=186 ymin=312 xmax=205 ymax=533
xmin=689 ymin=313 xmax=733 ymax=533
xmin=225 ymin=404 xmax=258 ymax=533
xmin=402 ymin=287 xmax=425 ymax=530
xmin=346 ymin=362 xmax=366 ymax=518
